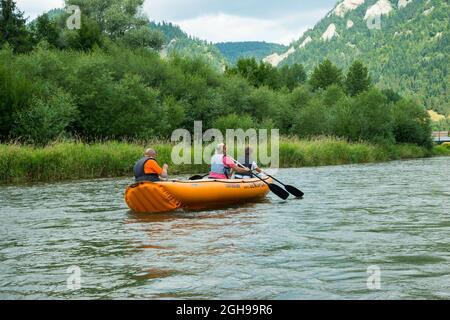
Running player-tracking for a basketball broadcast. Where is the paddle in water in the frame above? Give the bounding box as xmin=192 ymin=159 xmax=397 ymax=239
xmin=262 ymin=172 xmax=304 ymax=198
xmin=233 ymin=160 xmax=289 ymax=200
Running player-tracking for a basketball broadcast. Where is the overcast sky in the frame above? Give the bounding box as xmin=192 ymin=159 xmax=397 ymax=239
xmin=15 ymin=0 xmax=337 ymax=45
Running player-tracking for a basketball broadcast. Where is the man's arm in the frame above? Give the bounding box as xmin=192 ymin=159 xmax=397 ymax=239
xmin=253 ymin=161 xmax=262 ymax=173
xmin=146 ymin=160 xmax=168 ymax=179
xmin=160 ymin=164 xmax=169 ymax=179
xmin=226 ymin=156 xmax=250 ymax=174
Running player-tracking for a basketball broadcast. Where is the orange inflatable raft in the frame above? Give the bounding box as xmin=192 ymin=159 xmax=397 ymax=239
xmin=125 ymin=177 xmax=272 ymax=213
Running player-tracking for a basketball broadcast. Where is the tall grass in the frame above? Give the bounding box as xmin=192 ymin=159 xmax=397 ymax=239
xmin=0 ymin=138 xmax=444 ymax=184
xmin=432 ymin=143 xmax=450 ymax=156
xmin=278 ymin=137 xmax=433 ymax=167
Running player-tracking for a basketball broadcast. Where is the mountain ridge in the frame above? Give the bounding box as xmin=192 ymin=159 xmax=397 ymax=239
xmin=151 ymin=22 xmax=288 ymax=66
xmin=263 ymin=0 xmax=449 ymax=115
xmin=215 ymin=41 xmax=287 ymax=64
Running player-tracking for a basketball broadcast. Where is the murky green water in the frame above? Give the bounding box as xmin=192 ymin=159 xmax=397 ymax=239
xmin=0 ymin=157 xmax=449 ymax=299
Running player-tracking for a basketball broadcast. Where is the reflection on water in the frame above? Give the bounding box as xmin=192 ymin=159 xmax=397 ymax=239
xmin=0 ymin=157 xmax=449 ymax=299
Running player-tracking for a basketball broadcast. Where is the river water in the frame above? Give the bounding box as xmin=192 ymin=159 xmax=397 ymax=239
xmin=0 ymin=157 xmax=449 ymax=299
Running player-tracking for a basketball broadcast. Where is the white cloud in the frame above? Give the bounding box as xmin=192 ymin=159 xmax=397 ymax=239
xmin=15 ymin=0 xmax=64 ymax=20
xmin=14 ymin=0 xmax=331 ymax=44
xmin=173 ymin=10 xmax=327 ymax=45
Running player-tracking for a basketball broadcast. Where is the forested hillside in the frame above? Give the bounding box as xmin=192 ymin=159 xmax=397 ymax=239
xmin=265 ymin=0 xmax=449 ymax=115
xmin=150 ymin=26 xmax=288 ymax=67
xmin=216 ymin=41 xmax=287 ymax=64
xmin=149 ymin=21 xmax=227 ymax=70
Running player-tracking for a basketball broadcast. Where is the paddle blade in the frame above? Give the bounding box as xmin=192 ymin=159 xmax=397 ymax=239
xmin=285 ymin=185 xmax=304 ymax=198
xmin=189 ymin=175 xmax=204 ymax=181
xmin=268 ymin=183 xmax=289 ymax=200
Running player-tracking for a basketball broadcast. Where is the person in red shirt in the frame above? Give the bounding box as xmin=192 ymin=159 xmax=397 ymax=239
xmin=209 ymin=143 xmax=250 ymax=179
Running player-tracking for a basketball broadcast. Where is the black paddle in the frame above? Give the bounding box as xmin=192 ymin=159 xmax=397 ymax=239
xmin=262 ymin=172 xmax=304 ymax=198
xmin=233 ymin=160 xmax=289 ymax=200
xmin=189 ymin=173 xmax=209 ymax=181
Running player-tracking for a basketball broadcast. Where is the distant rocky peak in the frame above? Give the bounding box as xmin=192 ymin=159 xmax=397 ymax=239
xmin=321 ymin=24 xmax=340 ymax=41
xmin=333 ymin=0 xmax=366 ymax=17
xmin=364 ymin=0 xmax=394 ymax=20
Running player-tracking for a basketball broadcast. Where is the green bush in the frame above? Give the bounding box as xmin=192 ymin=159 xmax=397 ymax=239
xmin=213 ymin=114 xmax=256 ymax=134
xmin=392 ymin=99 xmax=433 ymax=148
xmin=12 ymin=89 xmax=77 ymax=145
xmin=120 ymin=26 xmax=165 ymax=50
xmin=334 ymin=88 xmax=394 ymax=144
xmin=247 ymin=86 xmax=279 ymax=121
xmin=0 ymin=48 xmax=35 ymax=139
xmin=433 ymin=144 xmax=450 ymax=156
xmin=292 ymin=99 xmax=331 ymax=137
xmin=60 ymin=17 xmax=103 ymax=50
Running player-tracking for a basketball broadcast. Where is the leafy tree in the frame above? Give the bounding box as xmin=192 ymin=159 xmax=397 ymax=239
xmin=70 ymin=63 xmax=163 ymax=139
xmin=289 ymin=85 xmax=313 ymax=109
xmin=292 ymin=98 xmax=331 ymax=137
xmin=382 ymin=89 xmax=403 ymax=103
xmin=335 ymin=88 xmax=394 ymax=143
xmin=120 ymin=25 xmax=164 ymax=50
xmin=0 ymin=0 xmax=33 ymax=52
xmin=65 ymin=0 xmax=147 ymax=36
xmin=65 ymin=0 xmax=162 ymax=50
xmin=392 ymin=99 xmax=432 ymax=148
xmin=247 ymin=86 xmax=278 ymax=121
xmin=310 ymin=59 xmax=343 ymax=91
xmin=323 ymin=84 xmax=346 ymax=108
xmin=226 ymin=58 xmax=259 ymax=82
xmin=226 ymin=58 xmax=281 ymax=89
xmin=12 ymin=89 xmax=77 ymax=145
xmin=345 ymin=61 xmax=371 ymax=96
xmin=256 ymin=61 xmax=280 ymax=89
xmin=219 ymin=76 xmax=252 ymax=115
xmin=213 ymin=113 xmax=255 ymax=134
xmin=273 ymin=85 xmax=312 ymax=133
xmin=0 ymin=47 xmax=35 ymax=140
xmin=105 ymin=75 xmax=163 ymax=139
xmin=61 ymin=17 xmax=103 ymax=50
xmin=32 ymin=13 xmax=60 ymax=47
xmin=279 ymin=63 xmax=307 ymax=90
xmin=158 ymin=96 xmax=186 ymax=137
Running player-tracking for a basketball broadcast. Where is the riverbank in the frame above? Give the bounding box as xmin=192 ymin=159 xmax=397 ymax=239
xmin=1 ymin=138 xmax=448 ymax=184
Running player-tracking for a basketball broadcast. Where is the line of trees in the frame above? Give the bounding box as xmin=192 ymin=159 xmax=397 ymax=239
xmin=0 ymin=0 xmax=165 ymax=53
xmin=227 ymin=57 xmax=371 ymax=96
xmin=0 ymin=0 xmax=433 ymax=148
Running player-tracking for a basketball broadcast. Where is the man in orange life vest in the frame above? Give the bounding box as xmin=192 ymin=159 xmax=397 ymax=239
xmin=133 ymin=148 xmax=168 ymax=182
